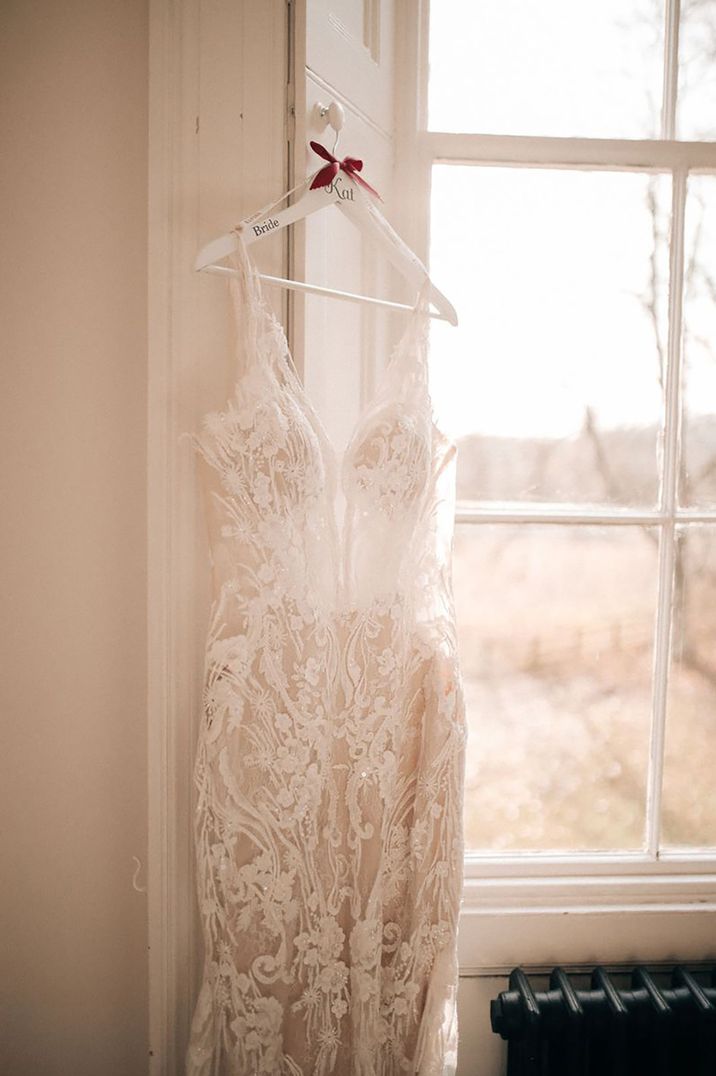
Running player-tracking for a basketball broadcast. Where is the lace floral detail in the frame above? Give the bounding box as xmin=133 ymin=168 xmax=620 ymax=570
xmin=347 ymin=412 xmax=431 ymax=519
xmin=185 ymin=230 xmax=465 ymax=1076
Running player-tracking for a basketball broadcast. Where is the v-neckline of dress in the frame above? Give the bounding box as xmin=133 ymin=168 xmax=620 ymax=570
xmin=228 ymin=227 xmax=434 ymax=479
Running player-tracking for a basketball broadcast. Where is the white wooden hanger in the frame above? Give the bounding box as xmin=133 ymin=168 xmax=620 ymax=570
xmin=194 ymin=139 xmax=458 ymax=327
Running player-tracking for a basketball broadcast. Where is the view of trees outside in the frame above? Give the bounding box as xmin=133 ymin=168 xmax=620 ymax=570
xmin=427 ymin=1 xmax=716 ymax=853
xmin=678 ymin=1 xmax=716 ymax=140
xmin=663 ymin=525 xmax=716 ymax=845
xmin=452 ymin=523 xmax=659 ymax=851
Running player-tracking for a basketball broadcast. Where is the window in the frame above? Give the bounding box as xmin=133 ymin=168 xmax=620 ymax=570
xmin=405 ymin=0 xmax=716 ymax=963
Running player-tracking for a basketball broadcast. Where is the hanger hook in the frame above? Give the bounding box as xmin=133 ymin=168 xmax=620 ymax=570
xmin=316 ymin=100 xmax=345 ymax=156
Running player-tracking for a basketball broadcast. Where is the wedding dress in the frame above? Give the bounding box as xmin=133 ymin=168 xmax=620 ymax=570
xmin=185 ymin=216 xmax=466 ymax=1076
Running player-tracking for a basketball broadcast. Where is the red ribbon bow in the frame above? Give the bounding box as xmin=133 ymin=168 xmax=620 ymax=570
xmin=309 ymin=140 xmax=382 ymax=201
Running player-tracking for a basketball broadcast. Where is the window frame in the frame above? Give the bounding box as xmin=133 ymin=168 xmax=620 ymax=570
xmin=395 ymin=0 xmax=716 ymax=966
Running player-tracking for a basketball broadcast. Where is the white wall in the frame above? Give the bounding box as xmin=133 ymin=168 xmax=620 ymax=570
xmin=0 ymin=3 xmax=149 ymax=1073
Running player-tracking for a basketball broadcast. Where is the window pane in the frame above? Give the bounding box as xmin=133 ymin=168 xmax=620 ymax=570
xmin=680 ymin=174 xmax=716 ymax=508
xmin=662 ymin=525 xmax=716 ymax=848
xmin=429 ymin=166 xmax=669 ymax=507
xmin=455 ymin=523 xmax=657 ymax=852
xmin=428 ymin=0 xmax=665 ymax=138
xmin=677 ymin=1 xmax=716 ymax=140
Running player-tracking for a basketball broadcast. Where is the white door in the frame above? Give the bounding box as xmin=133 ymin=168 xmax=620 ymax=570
xmin=291 ymin=0 xmax=400 ymax=460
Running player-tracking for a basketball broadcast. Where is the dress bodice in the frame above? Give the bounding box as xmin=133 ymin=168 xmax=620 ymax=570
xmin=191 ymin=230 xmax=458 ymax=621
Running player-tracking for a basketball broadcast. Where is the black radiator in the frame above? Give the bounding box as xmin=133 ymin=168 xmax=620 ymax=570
xmin=490 ymin=965 xmax=716 ymax=1075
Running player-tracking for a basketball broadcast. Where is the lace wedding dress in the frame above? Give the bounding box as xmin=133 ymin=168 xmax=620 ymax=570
xmin=185 ymin=213 xmax=466 ymax=1076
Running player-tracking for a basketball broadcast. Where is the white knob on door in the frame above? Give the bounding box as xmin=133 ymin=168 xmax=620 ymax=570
xmin=315 ymin=99 xmax=345 ymax=135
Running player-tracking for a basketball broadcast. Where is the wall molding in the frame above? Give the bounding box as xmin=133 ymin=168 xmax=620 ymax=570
xmin=147 ymin=2 xmax=289 ymax=1071
xmin=147 ymin=0 xmax=202 ymax=1070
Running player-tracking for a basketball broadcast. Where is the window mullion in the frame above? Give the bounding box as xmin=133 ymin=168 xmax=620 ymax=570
xmin=661 ymin=0 xmax=681 ymax=141
xmin=646 ymin=166 xmax=687 ymax=857
xmin=457 ymin=508 xmax=664 ymax=526
xmin=456 ymin=508 xmax=716 ymax=526
xmin=422 ymin=131 xmax=716 ymax=171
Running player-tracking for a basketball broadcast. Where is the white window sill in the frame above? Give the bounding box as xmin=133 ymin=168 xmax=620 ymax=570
xmin=457 ymin=855 xmax=716 ymax=973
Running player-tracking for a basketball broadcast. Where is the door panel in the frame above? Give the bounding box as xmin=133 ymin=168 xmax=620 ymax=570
xmin=306 ymin=0 xmax=394 ymax=133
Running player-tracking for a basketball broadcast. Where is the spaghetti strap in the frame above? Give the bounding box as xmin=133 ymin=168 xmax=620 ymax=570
xmin=225 ymin=176 xmax=313 ymax=375
xmin=223 ymin=234 xmax=263 ymax=375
